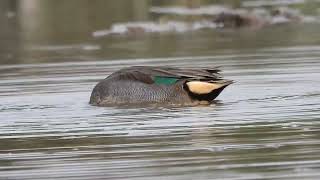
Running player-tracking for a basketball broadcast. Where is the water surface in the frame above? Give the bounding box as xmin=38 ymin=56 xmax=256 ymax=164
xmin=1 ymin=0 xmax=320 ymax=179
xmin=1 ymin=48 xmax=320 ymax=179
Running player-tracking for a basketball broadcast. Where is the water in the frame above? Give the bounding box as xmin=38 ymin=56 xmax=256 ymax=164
xmin=1 ymin=1 xmax=320 ymax=180
xmin=1 ymin=50 xmax=320 ymax=179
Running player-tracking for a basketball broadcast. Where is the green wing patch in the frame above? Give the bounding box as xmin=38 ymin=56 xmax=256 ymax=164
xmin=154 ymin=76 xmax=179 ymax=85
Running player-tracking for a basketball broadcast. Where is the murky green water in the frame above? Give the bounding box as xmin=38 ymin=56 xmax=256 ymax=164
xmin=1 ymin=0 xmax=320 ymax=179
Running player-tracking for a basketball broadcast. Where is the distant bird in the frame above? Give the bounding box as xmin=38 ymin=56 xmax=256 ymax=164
xmin=89 ymin=66 xmax=233 ymax=106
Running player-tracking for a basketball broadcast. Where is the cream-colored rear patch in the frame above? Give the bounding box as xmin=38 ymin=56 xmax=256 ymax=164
xmin=186 ymin=81 xmax=225 ymax=94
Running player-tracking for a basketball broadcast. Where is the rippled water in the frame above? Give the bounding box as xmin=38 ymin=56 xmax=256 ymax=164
xmin=1 ymin=46 xmax=320 ymax=179
xmin=1 ymin=0 xmax=320 ymax=179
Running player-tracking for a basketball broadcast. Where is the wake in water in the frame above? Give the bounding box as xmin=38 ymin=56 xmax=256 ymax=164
xmin=93 ymin=20 xmax=218 ymax=37
xmin=93 ymin=5 xmax=318 ymax=37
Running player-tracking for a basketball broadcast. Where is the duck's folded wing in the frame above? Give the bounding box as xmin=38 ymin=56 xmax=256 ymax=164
xmin=124 ymin=66 xmax=220 ymax=78
xmin=108 ymin=70 xmax=155 ymax=84
xmin=107 ymin=66 xmax=222 ymax=85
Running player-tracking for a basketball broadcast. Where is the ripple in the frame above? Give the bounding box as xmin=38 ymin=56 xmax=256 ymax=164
xmin=1 ymin=48 xmax=320 ymax=179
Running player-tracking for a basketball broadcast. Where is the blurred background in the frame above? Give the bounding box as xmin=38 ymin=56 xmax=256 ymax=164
xmin=1 ymin=0 xmax=320 ymax=64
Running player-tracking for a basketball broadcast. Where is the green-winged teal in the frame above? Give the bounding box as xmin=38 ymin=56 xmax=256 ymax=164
xmin=89 ymin=66 xmax=233 ymax=106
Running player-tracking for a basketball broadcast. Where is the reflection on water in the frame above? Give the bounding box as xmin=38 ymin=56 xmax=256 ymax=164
xmin=1 ymin=0 xmax=320 ymax=179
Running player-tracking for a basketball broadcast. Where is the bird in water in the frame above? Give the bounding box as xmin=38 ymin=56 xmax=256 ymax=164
xmin=89 ymin=66 xmax=233 ymax=106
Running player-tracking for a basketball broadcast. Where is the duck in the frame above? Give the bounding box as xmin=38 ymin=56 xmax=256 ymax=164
xmin=89 ymin=66 xmax=233 ymax=106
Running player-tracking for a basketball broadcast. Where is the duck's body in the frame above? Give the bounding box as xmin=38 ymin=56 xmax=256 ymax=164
xmin=89 ymin=66 xmax=233 ymax=106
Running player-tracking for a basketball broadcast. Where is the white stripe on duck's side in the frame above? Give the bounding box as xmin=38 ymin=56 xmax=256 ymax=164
xmin=186 ymin=81 xmax=227 ymax=94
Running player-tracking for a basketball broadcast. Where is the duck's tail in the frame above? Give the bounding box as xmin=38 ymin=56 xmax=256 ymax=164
xmin=184 ymin=80 xmax=234 ymax=102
